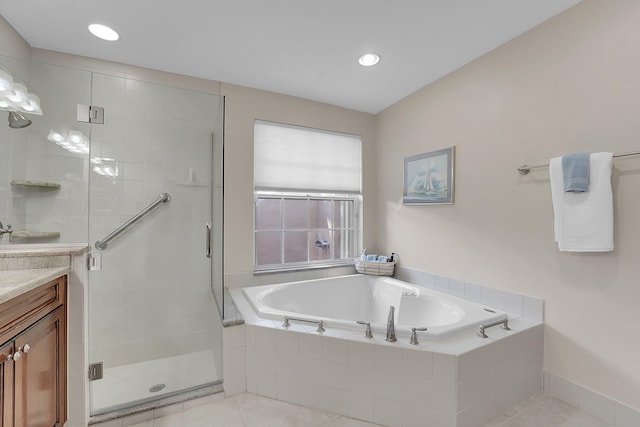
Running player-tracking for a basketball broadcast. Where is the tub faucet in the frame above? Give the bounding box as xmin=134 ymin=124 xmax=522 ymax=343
xmin=385 ymin=305 xmax=397 ymax=342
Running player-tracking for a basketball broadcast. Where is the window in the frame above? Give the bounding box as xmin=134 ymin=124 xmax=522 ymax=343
xmin=254 ymin=120 xmax=362 ymax=271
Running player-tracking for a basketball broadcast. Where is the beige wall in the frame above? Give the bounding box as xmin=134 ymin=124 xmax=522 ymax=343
xmin=0 ymin=15 xmax=29 ymax=60
xmin=220 ymin=82 xmax=376 ymax=275
xmin=375 ymin=0 xmax=640 ymax=410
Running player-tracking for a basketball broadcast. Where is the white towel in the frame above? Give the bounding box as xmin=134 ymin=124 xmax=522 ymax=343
xmin=549 ymin=152 xmax=613 ymax=252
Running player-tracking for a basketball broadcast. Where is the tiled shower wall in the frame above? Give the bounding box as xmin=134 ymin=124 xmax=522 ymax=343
xmin=0 ymin=56 xmax=32 ymax=238
xmin=23 ymin=61 xmax=91 ymax=243
xmin=87 ymin=73 xmax=223 ymax=369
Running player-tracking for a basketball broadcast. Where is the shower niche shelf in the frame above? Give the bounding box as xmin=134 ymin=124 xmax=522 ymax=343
xmin=11 ymin=231 xmax=61 ymax=240
xmin=10 ymin=180 xmax=61 ymax=190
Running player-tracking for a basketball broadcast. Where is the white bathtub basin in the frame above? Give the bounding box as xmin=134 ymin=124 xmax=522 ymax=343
xmin=242 ymin=274 xmax=507 ymax=339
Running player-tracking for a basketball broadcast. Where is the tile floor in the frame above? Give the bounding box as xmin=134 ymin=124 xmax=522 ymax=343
xmin=485 ymin=391 xmax=611 ymax=427
xmin=126 ymin=391 xmax=611 ymax=427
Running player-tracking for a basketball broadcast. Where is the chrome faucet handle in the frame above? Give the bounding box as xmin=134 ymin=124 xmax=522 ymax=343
xmin=356 ymin=321 xmax=373 ymax=338
xmin=409 ymin=327 xmax=428 ymax=345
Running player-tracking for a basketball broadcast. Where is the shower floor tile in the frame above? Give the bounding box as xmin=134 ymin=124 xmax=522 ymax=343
xmin=92 ymin=350 xmax=219 ymax=413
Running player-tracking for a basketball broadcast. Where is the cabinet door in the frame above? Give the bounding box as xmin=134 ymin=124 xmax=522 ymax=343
xmin=13 ymin=307 xmax=66 ymax=427
xmin=0 ymin=341 xmax=14 ymax=427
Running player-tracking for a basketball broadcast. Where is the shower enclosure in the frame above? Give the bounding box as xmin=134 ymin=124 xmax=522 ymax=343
xmin=87 ymin=74 xmax=224 ymax=414
xmin=0 ymin=55 xmax=224 ymax=417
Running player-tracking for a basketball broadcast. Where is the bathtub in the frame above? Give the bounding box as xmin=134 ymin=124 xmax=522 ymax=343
xmin=242 ymin=274 xmax=507 ymax=339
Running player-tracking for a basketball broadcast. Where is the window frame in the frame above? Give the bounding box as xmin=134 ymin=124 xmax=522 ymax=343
xmin=253 ymin=191 xmax=362 ymax=273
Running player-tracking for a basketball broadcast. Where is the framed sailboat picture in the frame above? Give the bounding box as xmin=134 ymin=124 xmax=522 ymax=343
xmin=403 ymin=146 xmax=455 ymax=205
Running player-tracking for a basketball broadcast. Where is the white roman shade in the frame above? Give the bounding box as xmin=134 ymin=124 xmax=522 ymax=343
xmin=254 ymin=120 xmax=362 ymax=193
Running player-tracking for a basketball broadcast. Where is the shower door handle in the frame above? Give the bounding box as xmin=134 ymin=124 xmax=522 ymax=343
xmin=205 ymin=221 xmax=212 ymax=258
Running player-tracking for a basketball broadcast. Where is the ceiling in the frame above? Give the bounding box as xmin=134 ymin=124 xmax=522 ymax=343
xmin=0 ymin=0 xmax=581 ymax=114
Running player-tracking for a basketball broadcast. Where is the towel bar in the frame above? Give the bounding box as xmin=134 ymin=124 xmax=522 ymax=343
xmin=517 ymin=150 xmax=640 ymax=175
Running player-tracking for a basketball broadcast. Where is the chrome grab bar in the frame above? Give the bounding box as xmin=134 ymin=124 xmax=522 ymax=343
xmin=95 ymin=193 xmax=171 ymax=250
xmin=282 ymin=316 xmax=325 ymax=333
xmin=477 ymin=318 xmax=511 ymax=338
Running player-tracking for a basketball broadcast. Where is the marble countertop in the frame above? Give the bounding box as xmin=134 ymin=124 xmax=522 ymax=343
xmin=0 ymin=243 xmax=88 ymax=258
xmin=0 ymin=267 xmax=69 ymax=305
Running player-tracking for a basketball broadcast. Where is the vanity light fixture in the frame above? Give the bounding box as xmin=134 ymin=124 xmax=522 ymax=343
xmin=358 ymin=53 xmax=380 ymax=67
xmin=47 ymin=129 xmax=89 ymax=154
xmin=91 ymin=157 xmax=118 ymax=177
xmin=0 ymin=67 xmax=43 ymax=120
xmin=88 ymin=24 xmax=120 ymax=41
xmin=0 ymin=69 xmax=13 ymax=93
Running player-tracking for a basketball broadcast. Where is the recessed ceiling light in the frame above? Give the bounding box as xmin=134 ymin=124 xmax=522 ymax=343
xmin=88 ymin=24 xmax=120 ymax=41
xmin=358 ymin=53 xmax=380 ymax=67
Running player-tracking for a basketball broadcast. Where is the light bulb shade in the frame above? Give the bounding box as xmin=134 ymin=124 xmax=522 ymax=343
xmin=51 ymin=129 xmax=90 ymax=154
xmin=68 ymin=130 xmax=83 ymax=143
xmin=47 ymin=129 xmax=64 ymax=143
xmin=7 ymin=83 xmax=27 ymax=103
xmin=22 ymin=93 xmax=42 ymax=115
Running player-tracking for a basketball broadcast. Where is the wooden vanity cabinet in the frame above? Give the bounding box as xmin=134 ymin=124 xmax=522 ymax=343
xmin=0 ymin=276 xmax=67 ymax=427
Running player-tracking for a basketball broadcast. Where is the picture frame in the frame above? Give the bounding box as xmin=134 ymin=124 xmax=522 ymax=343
xmin=403 ymin=146 xmax=455 ymax=205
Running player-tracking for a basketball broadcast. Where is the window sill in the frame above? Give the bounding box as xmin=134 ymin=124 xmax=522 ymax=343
xmin=253 ymin=260 xmax=355 ymax=275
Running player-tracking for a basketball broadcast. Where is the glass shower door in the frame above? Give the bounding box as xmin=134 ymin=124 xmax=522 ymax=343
xmin=87 ymin=73 xmax=223 ymax=414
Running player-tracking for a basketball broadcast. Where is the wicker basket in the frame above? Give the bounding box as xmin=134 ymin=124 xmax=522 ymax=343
xmin=354 ymin=259 xmax=396 ymax=276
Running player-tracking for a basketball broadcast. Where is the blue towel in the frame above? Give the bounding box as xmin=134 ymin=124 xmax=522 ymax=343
xmin=562 ymin=152 xmax=590 ymax=192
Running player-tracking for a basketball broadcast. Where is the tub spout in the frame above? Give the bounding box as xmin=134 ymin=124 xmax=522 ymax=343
xmin=385 ymin=305 xmax=397 ymax=342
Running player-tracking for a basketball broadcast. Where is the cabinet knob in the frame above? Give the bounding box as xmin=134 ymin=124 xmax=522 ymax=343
xmin=7 ymin=344 xmax=29 ymax=361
